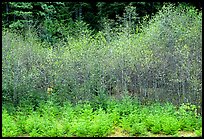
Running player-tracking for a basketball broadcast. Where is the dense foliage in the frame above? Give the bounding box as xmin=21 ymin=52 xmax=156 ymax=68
xmin=2 ymin=97 xmax=202 ymax=137
xmin=2 ymin=2 xmax=202 ymax=44
xmin=2 ymin=2 xmax=202 ymax=137
xmin=3 ymin=3 xmax=202 ymax=108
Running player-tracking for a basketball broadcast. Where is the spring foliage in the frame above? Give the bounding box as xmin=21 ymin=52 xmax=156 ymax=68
xmin=2 ymin=3 xmax=202 ymax=107
xmin=2 ymin=3 xmax=202 ymax=137
xmin=2 ymin=98 xmax=202 ymax=137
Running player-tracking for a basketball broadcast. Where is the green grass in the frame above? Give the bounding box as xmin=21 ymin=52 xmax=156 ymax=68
xmin=2 ymin=97 xmax=202 ymax=137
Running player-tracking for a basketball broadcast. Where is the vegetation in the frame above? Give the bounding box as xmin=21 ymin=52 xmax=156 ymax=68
xmin=2 ymin=97 xmax=202 ymax=137
xmin=2 ymin=2 xmax=202 ymax=137
xmin=2 ymin=2 xmax=202 ymax=44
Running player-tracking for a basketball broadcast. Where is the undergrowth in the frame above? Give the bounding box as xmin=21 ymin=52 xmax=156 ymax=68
xmin=2 ymin=97 xmax=202 ymax=137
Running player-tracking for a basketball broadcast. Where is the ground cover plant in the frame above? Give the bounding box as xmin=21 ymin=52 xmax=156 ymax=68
xmin=2 ymin=3 xmax=202 ymax=137
xmin=2 ymin=97 xmax=202 ymax=137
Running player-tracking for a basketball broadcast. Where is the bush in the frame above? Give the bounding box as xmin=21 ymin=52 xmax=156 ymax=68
xmin=2 ymin=3 xmax=202 ymax=108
